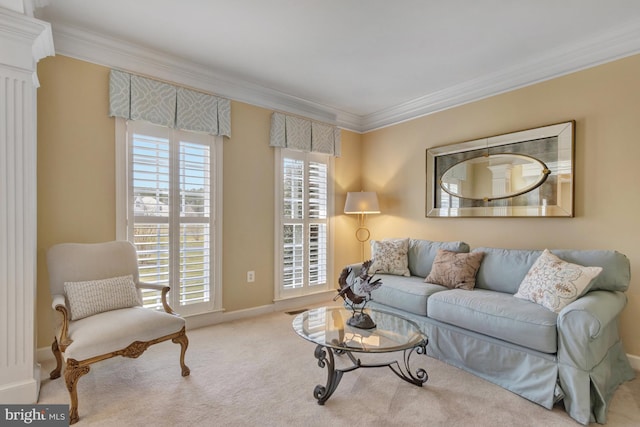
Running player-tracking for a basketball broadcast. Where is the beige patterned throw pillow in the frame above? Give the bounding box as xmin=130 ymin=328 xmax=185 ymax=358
xmin=514 ymin=249 xmax=602 ymax=313
xmin=370 ymin=238 xmax=410 ymax=276
xmin=64 ymin=274 xmax=142 ymax=320
xmin=424 ymin=249 xmax=484 ymax=290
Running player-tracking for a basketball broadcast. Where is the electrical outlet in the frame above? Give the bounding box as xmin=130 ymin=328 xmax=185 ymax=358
xmin=247 ymin=271 xmax=255 ymax=283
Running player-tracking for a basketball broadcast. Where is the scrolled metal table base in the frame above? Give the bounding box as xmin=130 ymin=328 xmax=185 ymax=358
xmin=312 ymin=340 xmax=429 ymax=405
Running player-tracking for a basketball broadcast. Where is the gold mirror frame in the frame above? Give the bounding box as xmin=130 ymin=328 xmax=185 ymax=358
xmin=426 ymin=121 xmax=575 ymax=218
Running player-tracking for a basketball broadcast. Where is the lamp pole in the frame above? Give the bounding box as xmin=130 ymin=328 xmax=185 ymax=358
xmin=344 ymin=191 xmax=380 ymax=262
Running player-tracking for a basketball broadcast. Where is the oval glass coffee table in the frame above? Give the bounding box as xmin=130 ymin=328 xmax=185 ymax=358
xmin=292 ymin=306 xmax=429 ymax=404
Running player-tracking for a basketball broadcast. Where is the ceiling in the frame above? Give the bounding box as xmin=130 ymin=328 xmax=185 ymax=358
xmin=34 ymin=0 xmax=640 ymax=132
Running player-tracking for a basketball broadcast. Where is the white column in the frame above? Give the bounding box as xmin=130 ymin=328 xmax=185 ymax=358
xmin=0 ymin=6 xmax=53 ymax=403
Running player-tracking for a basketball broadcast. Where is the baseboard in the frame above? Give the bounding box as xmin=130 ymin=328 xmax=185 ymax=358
xmin=0 ymin=375 xmax=40 ymax=404
xmin=273 ymin=289 xmax=337 ymax=312
xmin=37 ymin=346 xmax=54 ymax=368
xmin=36 ymin=291 xmax=338 ymax=364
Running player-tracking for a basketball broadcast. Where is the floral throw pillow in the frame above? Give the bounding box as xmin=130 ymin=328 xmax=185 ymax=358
xmin=514 ymin=249 xmax=602 ymax=313
xmin=370 ymin=238 xmax=410 ymax=276
xmin=424 ymin=249 xmax=484 ymax=290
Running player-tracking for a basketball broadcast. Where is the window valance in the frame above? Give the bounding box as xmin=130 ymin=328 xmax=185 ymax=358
xmin=270 ymin=112 xmax=340 ymax=156
xmin=109 ymin=69 xmax=231 ymax=137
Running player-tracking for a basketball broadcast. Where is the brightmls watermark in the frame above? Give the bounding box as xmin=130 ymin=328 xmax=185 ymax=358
xmin=1 ymin=405 xmax=68 ymax=426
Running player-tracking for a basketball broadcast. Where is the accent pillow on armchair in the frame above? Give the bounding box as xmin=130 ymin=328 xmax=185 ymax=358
xmin=64 ymin=274 xmax=142 ymax=320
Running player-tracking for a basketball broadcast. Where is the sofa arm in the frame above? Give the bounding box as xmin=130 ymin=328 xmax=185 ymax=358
xmin=333 ymin=263 xmax=369 ymax=303
xmin=51 ymin=294 xmax=73 ymax=351
xmin=335 ymin=263 xmax=366 ymax=288
xmin=557 ymin=290 xmax=627 ymax=370
xmin=137 ymin=281 xmax=176 ymax=315
xmin=340 ymin=263 xmax=364 ymax=275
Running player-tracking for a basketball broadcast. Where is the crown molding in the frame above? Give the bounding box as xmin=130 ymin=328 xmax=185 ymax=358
xmin=49 ymin=23 xmax=365 ymax=131
xmin=362 ymin=19 xmax=640 ymax=132
xmin=45 ymin=18 xmax=640 ymax=134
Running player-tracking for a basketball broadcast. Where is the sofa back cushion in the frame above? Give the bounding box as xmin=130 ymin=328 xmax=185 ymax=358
xmin=408 ymin=239 xmax=470 ymax=278
xmin=473 ymin=247 xmax=630 ymax=294
xmin=551 ymin=249 xmax=630 ymax=292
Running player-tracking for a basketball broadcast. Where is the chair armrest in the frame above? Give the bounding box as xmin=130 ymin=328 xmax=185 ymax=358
xmin=136 ymin=281 xmax=176 ymax=315
xmin=137 ymin=281 xmax=169 ymax=292
xmin=557 ymin=290 xmax=627 ymax=370
xmin=51 ymin=294 xmax=67 ymax=311
xmin=51 ymin=294 xmax=73 ymax=351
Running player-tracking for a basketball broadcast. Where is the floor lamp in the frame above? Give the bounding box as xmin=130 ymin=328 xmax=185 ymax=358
xmin=344 ymin=191 xmax=380 ymax=261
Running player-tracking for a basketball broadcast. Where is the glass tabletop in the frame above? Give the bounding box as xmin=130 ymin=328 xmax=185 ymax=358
xmin=292 ymin=306 xmax=426 ymax=353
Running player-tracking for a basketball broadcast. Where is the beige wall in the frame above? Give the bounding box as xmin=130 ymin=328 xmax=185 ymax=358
xmin=36 ymin=55 xmax=362 ymax=348
xmin=362 ymin=54 xmax=640 ymax=356
xmin=37 ymin=56 xmax=116 ymax=348
xmin=335 ymin=130 xmax=364 ymax=265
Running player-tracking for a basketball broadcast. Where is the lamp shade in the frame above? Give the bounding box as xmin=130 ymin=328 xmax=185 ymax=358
xmin=344 ymin=192 xmax=380 ymax=214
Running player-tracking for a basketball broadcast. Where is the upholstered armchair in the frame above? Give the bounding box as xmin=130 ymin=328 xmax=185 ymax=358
xmin=46 ymin=241 xmax=190 ymax=424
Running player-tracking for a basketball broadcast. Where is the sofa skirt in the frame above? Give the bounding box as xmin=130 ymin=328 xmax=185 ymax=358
xmin=369 ymin=301 xmax=635 ymax=425
xmin=558 ymin=340 xmax=635 ymax=424
xmin=369 ymin=303 xmax=562 ymax=410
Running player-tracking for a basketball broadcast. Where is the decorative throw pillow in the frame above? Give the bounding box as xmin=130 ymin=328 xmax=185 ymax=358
xmin=424 ymin=249 xmax=484 ymax=290
xmin=64 ymin=274 xmax=142 ymax=320
xmin=370 ymin=238 xmax=410 ymax=276
xmin=514 ymin=249 xmax=603 ymax=313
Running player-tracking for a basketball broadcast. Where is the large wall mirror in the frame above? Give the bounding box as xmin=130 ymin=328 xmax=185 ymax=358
xmin=426 ymin=121 xmax=575 ymax=217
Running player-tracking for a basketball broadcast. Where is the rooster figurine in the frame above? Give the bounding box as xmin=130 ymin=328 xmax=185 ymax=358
xmin=334 ymin=260 xmax=382 ymax=329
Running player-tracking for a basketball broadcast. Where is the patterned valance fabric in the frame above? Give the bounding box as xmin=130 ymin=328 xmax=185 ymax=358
xmin=130 ymin=75 xmax=176 ymax=127
xmin=270 ymin=112 xmax=341 ymax=156
xmin=109 ymin=69 xmax=231 ymax=137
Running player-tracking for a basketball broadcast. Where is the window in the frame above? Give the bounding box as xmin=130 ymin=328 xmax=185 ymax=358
xmin=116 ymin=120 xmax=222 ymax=315
xmin=275 ymin=149 xmax=333 ymax=299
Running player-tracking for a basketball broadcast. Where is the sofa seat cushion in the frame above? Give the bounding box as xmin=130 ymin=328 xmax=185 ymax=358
xmin=427 ymin=289 xmax=558 ymax=353
xmin=371 ymin=274 xmax=448 ymax=316
xmin=63 ymin=306 xmax=186 ymax=361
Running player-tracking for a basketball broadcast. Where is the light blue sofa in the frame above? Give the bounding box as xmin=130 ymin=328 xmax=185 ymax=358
xmin=360 ymin=239 xmax=635 ymax=425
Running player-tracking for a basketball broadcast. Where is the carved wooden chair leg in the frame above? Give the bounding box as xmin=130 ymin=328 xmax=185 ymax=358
xmin=172 ymin=329 xmax=190 ymax=377
xmin=64 ymin=360 xmax=90 ymax=425
xmin=50 ymin=338 xmax=63 ymax=379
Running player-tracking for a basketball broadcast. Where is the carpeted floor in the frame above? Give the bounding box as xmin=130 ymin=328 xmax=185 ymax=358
xmin=37 ymin=309 xmax=640 ymax=426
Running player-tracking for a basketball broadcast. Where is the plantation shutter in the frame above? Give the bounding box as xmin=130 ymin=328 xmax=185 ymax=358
xmin=127 ymin=121 xmax=215 ymax=312
xmin=280 ymin=153 xmax=329 ymax=291
xmin=178 ymin=140 xmax=211 ymax=305
xmin=130 ymin=131 xmax=171 ymax=309
xmin=308 ymin=161 xmax=327 ymax=286
xmin=282 ymin=158 xmax=304 ymax=289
